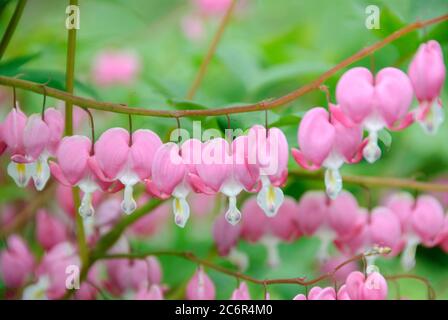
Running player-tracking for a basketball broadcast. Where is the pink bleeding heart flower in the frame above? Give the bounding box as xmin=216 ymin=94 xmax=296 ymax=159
xmin=248 ymin=125 xmax=289 ymax=217
xmin=106 ymin=256 xmax=162 ymax=295
xmin=384 ymin=192 xmax=415 ymax=232
xmin=230 ymin=282 xmax=251 ymax=300
xmin=135 ymin=284 xmax=164 ymax=300
xmin=440 ymin=219 xmax=448 ymax=253
xmin=24 ymin=242 xmax=96 ymax=300
xmin=50 ymin=135 xmax=113 ymax=218
xmin=293 ymin=286 xmax=337 ymax=300
xmin=92 ymin=50 xmax=141 ymax=86
xmin=189 ymin=193 xmax=217 ymax=217
xmin=337 ymin=285 xmax=351 ymax=300
xmin=56 ymin=183 xmax=102 ymax=219
xmin=333 ymin=210 xmax=370 ymax=256
xmin=336 ymin=67 xmax=413 ymax=163
xmin=186 ymin=266 xmax=216 ymax=300
xmin=327 ymin=191 xmax=365 ymax=243
xmin=192 ymin=137 xmax=257 ymax=226
xmin=319 ymin=255 xmax=358 ymax=284
xmin=345 ymin=271 xmax=388 ymax=300
xmin=401 ymin=195 xmax=445 ymax=270
xmin=146 ymin=142 xmax=191 ymax=227
xmin=36 ymin=209 xmax=68 ymax=251
xmin=369 ymin=207 xmax=404 ymax=257
xmin=130 ymin=198 xmax=170 ymax=237
xmin=213 ymin=211 xmax=248 ymax=271
xmin=0 ymin=235 xmax=35 ymax=288
xmin=2 ymin=106 xmax=31 ymax=187
xmin=181 ymin=15 xmax=205 ymax=41
xmin=408 ymin=40 xmax=446 ymax=134
xmin=94 ymin=128 xmax=162 ymax=214
xmin=241 ymin=196 xmax=300 ymax=267
xmin=213 ymin=212 xmax=241 ymax=256
xmin=292 ymin=107 xmax=363 ymax=199
xmin=194 ymin=0 xmax=232 ymax=15
xmin=5 ymin=108 xmax=63 ymax=190
xmin=295 ymin=191 xmax=328 ymax=236
xmin=0 ymin=123 xmax=6 ymax=156
xmin=295 ymin=191 xmax=336 ymax=261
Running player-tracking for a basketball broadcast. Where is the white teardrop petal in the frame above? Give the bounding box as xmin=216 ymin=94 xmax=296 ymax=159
xmin=256 ymin=184 xmax=284 ymax=217
xmin=173 ymin=197 xmax=190 ymax=228
xmin=7 ymin=161 xmax=32 ymax=188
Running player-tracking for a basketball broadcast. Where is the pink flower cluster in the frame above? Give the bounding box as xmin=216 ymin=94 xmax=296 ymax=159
xmin=183 ymin=265 xmax=388 ymax=300
xmin=212 ymin=190 xmax=448 ymax=272
xmin=292 ymin=40 xmax=445 ymax=199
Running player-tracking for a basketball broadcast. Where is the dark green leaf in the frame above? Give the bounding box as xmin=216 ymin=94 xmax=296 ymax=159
xmin=270 ymin=114 xmax=301 ymax=128
xmin=167 ymin=98 xmax=208 ymax=110
xmin=373 ymin=7 xmax=419 ymax=57
xmin=19 ymin=69 xmax=99 ymax=100
xmin=0 ymin=52 xmax=40 ymax=76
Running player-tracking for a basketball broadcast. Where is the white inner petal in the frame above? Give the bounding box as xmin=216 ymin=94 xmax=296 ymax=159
xmin=363 ymin=131 xmax=382 ymax=164
xmin=225 ymin=196 xmax=241 ymax=225
xmin=7 ymin=161 xmax=32 ymax=188
xmin=121 ymin=184 xmax=137 ymax=215
xmin=22 ymin=276 xmax=50 ymax=300
xmin=417 ymin=100 xmax=444 ymax=135
xmin=324 ymin=168 xmax=342 ymax=200
xmin=401 ymin=235 xmax=420 ymax=271
xmin=257 ymin=176 xmax=284 ymax=217
xmin=260 ymin=235 xmax=280 ymax=268
xmin=79 ymin=191 xmax=95 ymax=218
xmin=227 ymin=248 xmax=249 ymax=272
xmin=173 ymin=196 xmax=190 ymax=228
xmin=30 ymin=155 xmax=51 ymax=191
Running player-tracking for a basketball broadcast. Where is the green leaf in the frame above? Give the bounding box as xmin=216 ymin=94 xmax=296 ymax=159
xmin=167 ymin=98 xmax=208 ymax=110
xmin=0 ymin=185 xmax=27 ymax=204
xmin=0 ymin=52 xmax=40 ymax=76
xmin=248 ymin=61 xmax=331 ymax=96
xmin=270 ymin=114 xmax=301 ymax=128
xmin=373 ymin=7 xmax=419 ymax=57
xmin=19 ymin=69 xmax=100 ymax=100
xmin=424 ymin=21 xmax=448 ymax=45
xmin=378 ymin=129 xmax=392 ymax=149
xmin=217 ymin=115 xmax=244 ymax=135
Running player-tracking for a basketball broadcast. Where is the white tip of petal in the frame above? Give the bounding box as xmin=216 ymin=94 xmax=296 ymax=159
xmin=324 ymin=168 xmax=342 ymax=200
xmin=22 ymin=277 xmax=49 ymax=300
xmin=7 ymin=161 xmax=32 ymax=188
xmin=79 ymin=192 xmax=95 ymax=218
xmin=225 ymin=196 xmax=241 ymax=225
xmin=31 ymin=158 xmax=51 ymax=191
xmin=228 ymin=248 xmax=249 ymax=272
xmin=256 ymin=184 xmax=284 ymax=217
xmin=417 ymin=101 xmax=444 ymax=135
xmin=401 ymin=238 xmax=419 ymax=271
xmin=121 ymin=184 xmax=137 ymax=215
xmin=173 ymin=197 xmax=190 ymax=228
xmin=363 ymin=132 xmax=381 ymax=164
xmin=261 ymin=236 xmax=280 ymax=268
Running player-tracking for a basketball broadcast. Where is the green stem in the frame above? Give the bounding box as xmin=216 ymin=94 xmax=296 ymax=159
xmin=0 ymin=0 xmax=27 ymax=60
xmin=65 ymin=0 xmax=78 ymax=136
xmin=63 ymin=0 xmax=88 ymax=269
xmin=91 ymin=200 xmax=161 ymax=259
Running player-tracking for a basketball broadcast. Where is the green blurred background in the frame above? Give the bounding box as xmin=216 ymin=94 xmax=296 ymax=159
xmin=0 ymin=0 xmax=447 ymax=299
